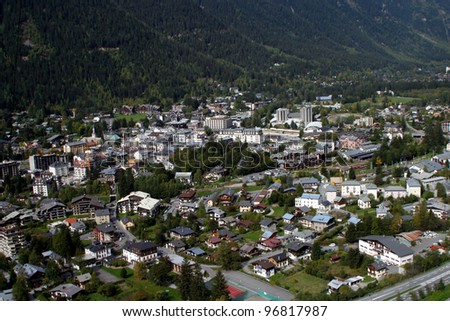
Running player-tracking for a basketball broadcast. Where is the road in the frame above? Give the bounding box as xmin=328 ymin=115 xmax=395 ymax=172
xmin=358 ymin=261 xmax=450 ymax=301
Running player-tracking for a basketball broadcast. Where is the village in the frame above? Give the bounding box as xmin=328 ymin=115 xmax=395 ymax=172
xmin=0 ymin=90 xmax=450 ymax=301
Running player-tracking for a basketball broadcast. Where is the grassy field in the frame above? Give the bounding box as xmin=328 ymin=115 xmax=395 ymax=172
xmin=271 ymin=206 xmax=287 ymax=218
xmin=246 ymin=185 xmax=265 ymax=192
xmin=271 ymin=271 xmax=328 ymax=295
xmin=346 ymin=205 xmax=376 ymax=216
xmin=423 ymin=284 xmax=450 ymax=301
xmin=114 ymin=113 xmax=148 ymax=122
xmin=243 ymin=230 xmax=262 ymax=242
xmin=101 ymin=266 xmax=134 ymax=279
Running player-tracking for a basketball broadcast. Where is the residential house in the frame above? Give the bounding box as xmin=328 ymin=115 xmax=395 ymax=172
xmin=295 ymin=193 xmax=321 ymax=209
xmin=261 ymin=230 xmax=277 ymax=241
xmin=69 ymin=221 xmax=86 ymax=234
xmin=376 ymin=204 xmax=391 ymax=219
xmin=93 ymin=223 xmax=116 ymax=243
xmin=291 ymin=229 xmax=314 ymax=243
xmin=218 ymin=188 xmax=234 ymax=207
xmin=341 ymin=181 xmax=362 ymax=197
xmin=238 ymin=200 xmax=253 ymax=213
xmin=298 ymin=177 xmax=320 ymax=192
xmin=260 ymin=219 xmax=276 ymax=231
xmin=383 ymin=186 xmax=407 ymax=199
xmin=396 ymin=230 xmax=423 ymax=247
xmin=186 ymin=247 xmax=206 ymax=257
xmin=258 ymin=238 xmax=282 ymax=251
xmin=310 ymin=214 xmax=335 ymax=233
xmin=367 ymin=261 xmax=388 ymax=280
xmin=170 ymin=227 xmax=196 ymax=239
xmin=324 ymin=184 xmax=337 ymax=203
xmin=71 ymin=195 xmax=105 ymax=216
xmin=286 ymin=242 xmax=312 ymax=260
xmin=13 ymin=263 xmax=45 ymax=288
xmin=35 ymin=199 xmax=66 ymax=221
xmin=206 ymin=236 xmax=222 ymax=249
xmin=175 ymin=172 xmax=193 ymax=185
xmin=239 ymin=244 xmax=260 ymax=258
xmin=207 ymin=207 xmax=226 ymax=221
xmin=178 ymin=189 xmax=197 ymax=203
xmin=268 ymin=251 xmax=290 ymax=269
xmin=348 ymin=216 xmax=361 ymax=225
xmin=218 ymin=216 xmax=237 ymax=228
xmin=166 ymin=254 xmax=196 ymax=274
xmin=252 ymin=260 xmax=276 ymax=278
xmin=359 ymin=235 xmax=414 ymax=266
xmin=75 ymin=273 xmax=92 ymax=289
xmin=85 ymin=244 xmax=111 ymax=260
xmin=406 ymin=179 xmax=421 ymax=198
xmin=49 ymin=284 xmax=82 ymax=301
xmin=364 ymin=183 xmax=378 ymax=199
xmin=94 ymin=208 xmax=111 ymax=225
xmin=205 ymin=192 xmax=218 ymax=207
xmin=328 ymin=276 xmax=364 ymax=294
xmin=165 ymin=240 xmax=186 ymax=253
xmin=358 ymin=195 xmax=371 ymax=209
xmin=120 ymin=217 xmax=135 ymax=230
xmin=123 ymin=241 xmax=157 ymax=263
xmin=282 ymin=213 xmax=295 ymax=224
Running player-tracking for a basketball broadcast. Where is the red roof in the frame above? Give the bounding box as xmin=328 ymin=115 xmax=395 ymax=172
xmin=207 ymin=236 xmax=222 ymax=244
xmin=66 ymin=218 xmax=77 ymax=226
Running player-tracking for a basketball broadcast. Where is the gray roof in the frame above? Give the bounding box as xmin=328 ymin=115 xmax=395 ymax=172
xmin=287 ymin=242 xmax=312 ymax=252
xmin=187 ymin=247 xmax=205 ymax=256
xmin=406 ymin=178 xmax=421 ymax=188
xmin=76 ymin=273 xmax=92 ymax=283
xmin=170 ymin=226 xmax=195 ymax=236
xmin=360 ymin=235 xmax=414 ymax=257
xmin=125 ymin=241 xmax=157 ymax=252
xmin=95 ymin=223 xmax=115 ymax=233
xmin=370 ymin=261 xmax=388 ymax=271
xmin=49 ymin=284 xmax=82 ymax=298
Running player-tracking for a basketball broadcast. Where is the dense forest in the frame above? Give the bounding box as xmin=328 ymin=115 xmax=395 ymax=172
xmin=1 ymin=0 xmax=449 ymax=116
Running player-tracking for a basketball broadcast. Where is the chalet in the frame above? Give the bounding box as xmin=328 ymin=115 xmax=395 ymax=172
xmin=186 ymin=247 xmax=206 ymax=257
xmin=120 ymin=217 xmax=135 ymax=230
xmin=406 ymin=178 xmax=421 ymax=198
xmin=218 ymin=188 xmax=234 ymax=206
xmin=206 ymin=236 xmax=222 ymax=249
xmin=298 ymin=177 xmax=320 ymax=192
xmin=261 ymin=230 xmax=277 ymax=241
xmin=13 ymin=263 xmax=45 ymax=288
xmin=178 ymin=189 xmax=197 ymax=203
xmin=71 ymin=195 xmax=106 ymax=216
xmin=287 ymin=242 xmax=312 ymax=260
xmin=99 ymin=167 xmax=119 ymax=184
xmin=69 ymin=221 xmax=86 ymax=234
xmin=75 ymin=273 xmax=91 ymax=289
xmin=367 ymin=261 xmax=388 ymax=280
xmin=311 ymin=214 xmax=335 ymax=233
xmin=260 ymin=219 xmax=276 ymax=231
xmin=218 ymin=216 xmax=237 ymax=227
xmin=324 ymin=184 xmax=338 ymax=202
xmin=123 ymin=241 xmax=157 ymax=263
xmin=170 ymin=227 xmax=196 ymax=239
xmin=268 ymin=251 xmax=290 ymax=269
xmin=329 ymin=254 xmax=342 ymax=264
xmin=165 ymin=240 xmax=186 ymax=253
xmin=207 ymin=207 xmax=226 ymax=221
xmin=35 ymin=200 xmax=66 ymax=221
xmin=49 ymin=284 xmax=82 ymax=301
xmin=166 ymin=254 xmax=196 ymax=274
xmin=252 ymin=259 xmax=276 ymax=278
xmin=328 ymin=276 xmax=364 ymax=294
xmin=205 ymin=192 xmax=218 ymax=207
xmin=283 ymin=224 xmax=297 ymax=235
xmin=359 ymin=235 xmax=414 ymax=266
xmin=364 ymin=183 xmax=378 ymax=199
xmin=239 ymin=244 xmax=260 ymax=258
xmin=253 ymin=203 xmax=268 ymax=214
xmin=258 ymin=237 xmax=282 ymax=251
xmin=334 ymin=197 xmax=347 ymax=209
xmin=238 ymin=200 xmax=253 ymax=213
xmin=282 ymin=213 xmax=295 ymax=223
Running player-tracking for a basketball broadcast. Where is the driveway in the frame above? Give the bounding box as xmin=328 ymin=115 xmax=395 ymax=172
xmin=94 ymin=267 xmax=120 ymax=284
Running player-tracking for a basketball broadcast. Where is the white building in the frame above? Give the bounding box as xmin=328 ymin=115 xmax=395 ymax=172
xmin=383 ymin=186 xmax=407 ymax=199
xmin=295 ymin=193 xmax=321 ymax=209
xmin=276 ymin=108 xmax=289 ymax=123
xmin=359 ymin=235 xmax=414 ymax=266
xmin=85 ymin=244 xmax=111 ymax=260
xmin=117 ymin=191 xmax=160 ymax=217
xmin=341 ymin=181 xmax=362 ymax=197
xmin=216 ymin=128 xmax=263 ymax=144
xmin=300 ymin=105 xmax=313 ymax=126
xmin=358 ymin=195 xmax=371 ymax=209
xmin=364 ymin=183 xmax=378 ymax=199
xmin=49 ymin=162 xmax=69 ymax=177
xmin=406 ymin=178 xmax=421 ymax=198
xmin=324 ymin=185 xmax=337 ymax=203
xmin=205 ymin=116 xmax=232 ymax=130
xmin=32 ymin=178 xmax=51 ymax=197
xmin=122 ymin=241 xmax=158 ymax=264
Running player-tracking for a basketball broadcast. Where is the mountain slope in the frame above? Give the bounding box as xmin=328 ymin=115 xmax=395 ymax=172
xmin=1 ymin=0 xmax=449 ymax=114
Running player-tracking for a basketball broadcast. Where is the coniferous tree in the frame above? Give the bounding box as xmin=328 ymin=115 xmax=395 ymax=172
xmin=12 ymin=274 xmax=29 ymax=301
xmin=189 ymin=264 xmax=210 ymax=301
xmin=211 ymin=270 xmax=230 ymax=301
xmin=178 ymin=259 xmax=193 ymax=300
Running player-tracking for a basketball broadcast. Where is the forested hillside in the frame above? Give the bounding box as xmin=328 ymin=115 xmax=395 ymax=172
xmin=1 ymin=0 xmax=449 ymax=116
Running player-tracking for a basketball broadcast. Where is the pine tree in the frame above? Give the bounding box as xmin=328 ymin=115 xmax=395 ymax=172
xmin=311 ymin=243 xmax=322 ymax=261
xmin=179 ymin=259 xmax=193 ymax=300
xmin=189 ymin=264 xmax=210 ymax=301
xmin=12 ymin=274 xmax=29 ymax=301
xmin=211 ymin=270 xmax=230 ymax=301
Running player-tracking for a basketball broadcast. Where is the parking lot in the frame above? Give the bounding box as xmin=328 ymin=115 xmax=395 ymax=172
xmin=412 ymin=232 xmax=447 ymax=255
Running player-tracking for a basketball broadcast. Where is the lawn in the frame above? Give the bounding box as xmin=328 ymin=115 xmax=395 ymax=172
xmin=101 ymin=266 xmax=134 ymax=279
xmin=271 ymin=206 xmax=287 ymax=218
xmin=114 ymin=113 xmax=148 ymax=122
xmin=345 ymin=205 xmax=375 ymax=216
xmin=242 ymin=230 xmax=262 ymax=242
xmin=423 ymin=284 xmax=450 ymax=301
xmin=271 ymin=271 xmax=328 ymax=295
xmin=117 ymin=276 xmax=181 ymax=300
xmin=246 ymin=185 xmax=265 ymax=192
